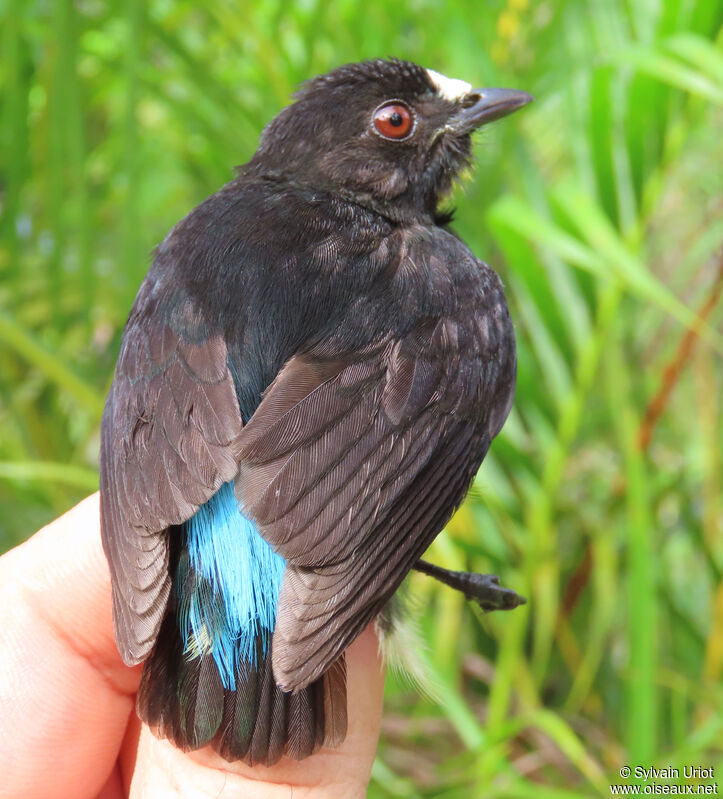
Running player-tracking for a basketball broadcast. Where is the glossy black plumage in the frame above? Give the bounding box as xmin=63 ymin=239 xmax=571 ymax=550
xmin=100 ymin=58 xmax=529 ymax=765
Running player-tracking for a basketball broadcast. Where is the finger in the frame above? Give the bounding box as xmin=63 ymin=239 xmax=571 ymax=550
xmin=125 ymin=624 xmax=385 ymax=799
xmin=0 ymin=494 xmax=141 ymax=799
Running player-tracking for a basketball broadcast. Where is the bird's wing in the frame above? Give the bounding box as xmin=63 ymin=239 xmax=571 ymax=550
xmin=100 ymin=282 xmax=244 ymax=665
xmin=237 ymin=310 xmax=514 ymax=691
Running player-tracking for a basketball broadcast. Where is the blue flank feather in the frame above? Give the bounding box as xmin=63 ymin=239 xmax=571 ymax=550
xmin=177 ymin=481 xmax=286 ymax=690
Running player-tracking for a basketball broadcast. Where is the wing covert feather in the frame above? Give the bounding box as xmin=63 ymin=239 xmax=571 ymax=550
xmin=236 ymin=306 xmax=509 ymax=690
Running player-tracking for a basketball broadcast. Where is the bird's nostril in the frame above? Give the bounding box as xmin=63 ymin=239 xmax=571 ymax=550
xmin=462 ymin=93 xmax=481 ymax=109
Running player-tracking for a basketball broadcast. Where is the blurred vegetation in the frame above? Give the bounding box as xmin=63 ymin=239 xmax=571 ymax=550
xmin=1 ymin=0 xmax=722 ymax=796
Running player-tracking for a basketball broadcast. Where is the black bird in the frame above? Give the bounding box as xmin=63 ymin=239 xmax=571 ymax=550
xmin=100 ymin=58 xmax=531 ymax=766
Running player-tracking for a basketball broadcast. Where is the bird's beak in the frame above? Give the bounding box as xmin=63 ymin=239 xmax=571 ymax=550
xmin=446 ymin=88 xmax=534 ymax=134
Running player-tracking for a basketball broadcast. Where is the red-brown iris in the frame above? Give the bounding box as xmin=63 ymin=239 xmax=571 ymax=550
xmin=372 ymin=102 xmax=414 ymax=140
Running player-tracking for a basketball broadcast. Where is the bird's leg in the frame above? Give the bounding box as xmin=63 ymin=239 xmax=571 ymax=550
xmin=414 ymin=559 xmax=526 ymax=611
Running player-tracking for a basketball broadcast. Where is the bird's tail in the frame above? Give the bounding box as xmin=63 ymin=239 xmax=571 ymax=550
xmin=136 ymin=604 xmax=347 ymax=765
xmin=135 ymin=482 xmax=347 ymax=766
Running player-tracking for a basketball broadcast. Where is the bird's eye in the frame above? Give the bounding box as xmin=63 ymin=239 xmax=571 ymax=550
xmin=372 ymin=102 xmax=414 ymax=140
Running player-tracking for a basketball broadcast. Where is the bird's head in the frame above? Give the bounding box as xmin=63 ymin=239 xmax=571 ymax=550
xmin=246 ymin=58 xmax=532 ymax=223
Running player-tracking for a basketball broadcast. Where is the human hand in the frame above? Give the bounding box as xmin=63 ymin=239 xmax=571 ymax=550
xmin=0 ymin=494 xmax=385 ymax=798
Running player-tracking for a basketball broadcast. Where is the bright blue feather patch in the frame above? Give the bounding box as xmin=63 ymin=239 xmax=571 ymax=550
xmin=177 ymin=481 xmax=286 ymax=690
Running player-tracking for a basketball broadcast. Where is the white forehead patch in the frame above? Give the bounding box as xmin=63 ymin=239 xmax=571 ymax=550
xmin=426 ymin=68 xmax=473 ymax=102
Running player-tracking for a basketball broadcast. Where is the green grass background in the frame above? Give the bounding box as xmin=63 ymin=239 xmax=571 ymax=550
xmin=1 ymin=0 xmax=722 ymax=795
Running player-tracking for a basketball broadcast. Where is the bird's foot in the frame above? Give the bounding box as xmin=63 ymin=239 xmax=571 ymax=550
xmin=414 ymin=559 xmax=526 ymax=611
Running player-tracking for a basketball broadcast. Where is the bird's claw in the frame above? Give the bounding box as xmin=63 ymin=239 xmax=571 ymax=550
xmin=461 ymin=572 xmax=526 ymax=611
xmin=414 ymin=560 xmax=526 ymax=612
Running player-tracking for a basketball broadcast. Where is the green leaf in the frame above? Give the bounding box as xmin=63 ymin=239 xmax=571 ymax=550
xmin=0 ymin=308 xmax=105 ymax=417
xmin=0 ymin=461 xmax=99 ymax=491
xmin=609 ymin=45 xmax=723 ymax=104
